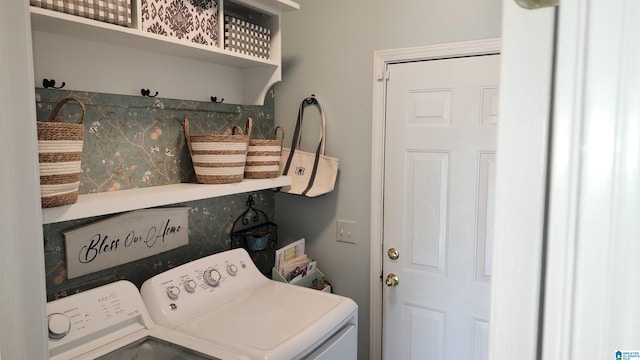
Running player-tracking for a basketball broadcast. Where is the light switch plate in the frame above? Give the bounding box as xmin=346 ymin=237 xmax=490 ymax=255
xmin=336 ymin=220 xmax=356 ymax=244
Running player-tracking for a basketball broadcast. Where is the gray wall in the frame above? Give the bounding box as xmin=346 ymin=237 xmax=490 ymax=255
xmin=273 ymin=1 xmax=502 ymax=359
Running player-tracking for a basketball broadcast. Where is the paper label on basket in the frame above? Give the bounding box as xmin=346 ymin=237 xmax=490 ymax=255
xmin=64 ymin=208 xmax=189 ymax=279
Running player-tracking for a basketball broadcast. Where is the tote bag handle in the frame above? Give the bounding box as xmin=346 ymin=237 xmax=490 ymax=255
xmin=281 ymin=95 xmax=326 ymax=181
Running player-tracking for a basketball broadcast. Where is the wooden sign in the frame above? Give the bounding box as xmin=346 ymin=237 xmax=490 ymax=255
xmin=64 ymin=208 xmax=189 ymax=279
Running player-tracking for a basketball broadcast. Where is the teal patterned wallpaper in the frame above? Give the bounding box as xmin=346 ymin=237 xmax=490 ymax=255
xmin=36 ymin=89 xmax=278 ymax=301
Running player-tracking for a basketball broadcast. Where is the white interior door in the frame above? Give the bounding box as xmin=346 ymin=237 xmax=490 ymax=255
xmin=382 ymin=55 xmax=500 ymax=360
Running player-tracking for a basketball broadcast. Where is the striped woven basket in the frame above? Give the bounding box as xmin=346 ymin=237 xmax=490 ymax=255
xmin=184 ymin=117 xmax=252 ymax=184
xmin=245 ymin=126 xmax=285 ymax=179
xmin=37 ymin=97 xmax=85 ymax=208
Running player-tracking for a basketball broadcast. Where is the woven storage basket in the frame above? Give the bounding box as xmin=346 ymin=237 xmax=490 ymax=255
xmin=184 ymin=117 xmax=252 ymax=184
xmin=30 ymin=0 xmax=132 ymax=27
xmin=37 ymin=97 xmax=85 ymax=208
xmin=245 ymin=126 xmax=285 ymax=179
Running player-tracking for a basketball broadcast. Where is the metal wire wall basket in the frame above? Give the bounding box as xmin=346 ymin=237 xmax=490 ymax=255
xmin=230 ymin=195 xmax=277 ymax=276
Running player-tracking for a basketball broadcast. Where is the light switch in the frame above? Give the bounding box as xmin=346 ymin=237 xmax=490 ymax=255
xmin=336 ymin=220 xmax=356 ymax=244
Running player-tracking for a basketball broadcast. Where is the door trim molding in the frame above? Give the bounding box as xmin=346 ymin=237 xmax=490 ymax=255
xmin=544 ymin=0 xmax=640 ymax=357
xmin=0 ymin=1 xmax=49 ymax=359
xmin=369 ymin=38 xmax=501 ymax=360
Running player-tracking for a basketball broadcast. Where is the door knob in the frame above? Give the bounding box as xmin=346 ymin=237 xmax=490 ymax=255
xmin=385 ymin=273 xmax=399 ymax=287
xmin=387 ymin=247 xmax=399 ymax=260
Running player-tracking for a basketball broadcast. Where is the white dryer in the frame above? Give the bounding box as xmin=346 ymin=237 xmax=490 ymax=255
xmin=141 ymin=248 xmax=358 ymax=360
xmin=46 ymin=280 xmax=243 ymax=359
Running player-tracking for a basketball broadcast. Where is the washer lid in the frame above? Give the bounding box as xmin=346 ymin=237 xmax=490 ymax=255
xmin=95 ymin=336 xmax=219 ymax=360
xmin=177 ymin=282 xmax=355 ymax=353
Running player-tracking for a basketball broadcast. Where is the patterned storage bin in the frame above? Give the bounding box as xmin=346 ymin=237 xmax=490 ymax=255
xmin=30 ymin=0 xmax=132 ymax=27
xmin=141 ymin=0 xmax=218 ymax=46
xmin=224 ymin=15 xmax=271 ymax=59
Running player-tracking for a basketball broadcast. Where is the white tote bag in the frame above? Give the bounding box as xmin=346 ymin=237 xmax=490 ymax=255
xmin=279 ymin=95 xmax=338 ymax=197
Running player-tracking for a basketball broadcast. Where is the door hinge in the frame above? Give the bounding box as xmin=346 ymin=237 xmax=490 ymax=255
xmin=376 ymin=70 xmax=390 ymax=82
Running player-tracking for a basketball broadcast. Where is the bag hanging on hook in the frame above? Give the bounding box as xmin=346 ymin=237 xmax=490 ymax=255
xmin=279 ymin=95 xmax=339 ymax=197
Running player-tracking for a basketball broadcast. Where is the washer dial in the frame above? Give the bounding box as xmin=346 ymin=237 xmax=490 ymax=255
xmin=184 ymin=279 xmax=197 ymax=293
xmin=166 ymin=285 xmax=180 ymax=300
xmin=227 ymin=264 xmax=238 ymax=276
xmin=48 ymin=313 xmax=71 ymax=339
xmin=203 ymin=269 xmax=221 ymax=287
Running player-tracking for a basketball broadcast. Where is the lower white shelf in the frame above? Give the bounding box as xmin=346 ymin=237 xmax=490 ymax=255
xmin=42 ymin=176 xmax=291 ymax=224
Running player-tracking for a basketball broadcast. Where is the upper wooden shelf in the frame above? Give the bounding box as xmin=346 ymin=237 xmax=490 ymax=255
xmin=30 ymin=0 xmax=298 ymax=105
xmin=29 ymin=6 xmax=279 ymax=68
xmin=42 ymin=176 xmax=291 ymax=224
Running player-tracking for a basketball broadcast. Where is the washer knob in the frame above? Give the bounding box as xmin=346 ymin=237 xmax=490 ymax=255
xmin=184 ymin=279 xmax=197 ymax=293
xmin=227 ymin=264 xmax=238 ymax=276
xmin=203 ymin=269 xmax=221 ymax=287
xmin=166 ymin=285 xmax=180 ymax=300
xmin=48 ymin=313 xmax=71 ymax=339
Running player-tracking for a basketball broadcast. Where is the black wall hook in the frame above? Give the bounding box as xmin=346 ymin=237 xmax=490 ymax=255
xmin=43 ymin=79 xmax=65 ymax=89
xmin=211 ymin=96 xmax=224 ymax=103
xmin=304 ymin=94 xmax=318 ymax=105
xmin=141 ymin=89 xmax=158 ymax=97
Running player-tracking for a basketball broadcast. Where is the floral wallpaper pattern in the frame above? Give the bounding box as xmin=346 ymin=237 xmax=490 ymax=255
xmin=36 ymin=88 xmax=277 ymax=301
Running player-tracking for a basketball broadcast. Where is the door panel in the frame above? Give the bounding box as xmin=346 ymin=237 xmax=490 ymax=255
xmin=404 ymin=305 xmax=444 ymax=360
xmin=409 ymin=90 xmax=452 ymax=125
xmin=383 ymin=55 xmax=500 ymax=360
xmin=476 ymin=153 xmax=496 ymax=283
xmin=473 ymin=319 xmax=490 ymax=360
xmin=406 ymin=151 xmax=448 ymax=272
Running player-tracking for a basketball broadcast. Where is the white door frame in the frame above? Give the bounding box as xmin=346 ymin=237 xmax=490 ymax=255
xmin=543 ymin=0 xmax=640 ymax=358
xmin=369 ymin=38 xmax=501 ymax=360
xmin=0 ymin=1 xmax=49 ymax=359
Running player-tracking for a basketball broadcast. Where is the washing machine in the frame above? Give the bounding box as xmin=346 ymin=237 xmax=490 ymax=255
xmin=46 ymin=280 xmax=245 ymax=359
xmin=140 ymin=248 xmax=358 ymax=360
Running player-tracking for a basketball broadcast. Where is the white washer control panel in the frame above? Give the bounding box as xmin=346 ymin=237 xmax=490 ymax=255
xmin=141 ymin=248 xmax=270 ymax=328
xmin=46 ymin=281 xmax=153 ymax=358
